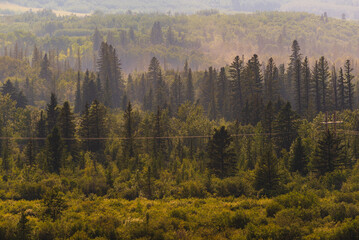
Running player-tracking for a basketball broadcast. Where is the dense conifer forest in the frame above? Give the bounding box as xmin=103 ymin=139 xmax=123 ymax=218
xmin=1 ymin=9 xmax=359 ymax=240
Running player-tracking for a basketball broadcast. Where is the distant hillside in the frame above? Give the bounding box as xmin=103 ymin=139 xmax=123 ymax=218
xmin=3 ymin=0 xmax=359 ymax=19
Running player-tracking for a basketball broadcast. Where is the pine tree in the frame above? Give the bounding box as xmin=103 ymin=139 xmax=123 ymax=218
xmin=264 ymin=57 xmax=279 ymax=103
xmin=288 ymin=40 xmax=302 ymax=105
xmin=338 ymin=67 xmax=345 ymax=110
xmin=46 ymin=126 xmax=63 ymax=174
xmin=79 ymin=104 xmax=91 ymax=151
xmin=331 ymin=66 xmax=338 ymax=111
xmin=58 ymin=102 xmax=76 ymax=153
xmin=127 ymin=74 xmax=135 ymax=102
xmin=273 ymin=102 xmax=298 ymax=152
xmin=312 ymin=129 xmax=347 ymax=175
xmin=344 ymin=60 xmax=355 ymax=110
xmin=152 ymin=107 xmax=166 ymax=174
xmin=150 ymin=22 xmax=163 ymax=45
xmin=185 ymin=68 xmax=194 ymax=103
xmin=318 ymin=56 xmax=330 ymax=112
xmin=74 ymin=72 xmax=82 ymax=113
xmin=262 ymin=101 xmax=274 ymax=139
xmin=40 ymin=53 xmax=52 ymax=84
xmin=46 ymin=93 xmax=59 ymax=134
xmin=207 ymin=126 xmax=236 ymax=178
xmin=254 ymin=143 xmax=280 ymax=196
xmin=122 ymin=101 xmax=136 ymax=169
xmin=88 ymin=100 xmax=107 ymax=153
xmin=16 ymin=212 xmax=31 ymax=240
xmin=36 ymin=111 xmax=46 ymax=148
xmin=25 ymin=140 xmax=35 ymax=166
xmin=302 ymin=57 xmax=311 ymax=113
xmin=170 ymin=74 xmax=183 ymax=112
xmin=229 ymin=56 xmax=243 ymax=120
xmin=217 ymin=67 xmax=229 ymax=119
xmin=290 ymin=137 xmax=307 ymax=175
xmin=313 ymin=61 xmax=321 ymax=113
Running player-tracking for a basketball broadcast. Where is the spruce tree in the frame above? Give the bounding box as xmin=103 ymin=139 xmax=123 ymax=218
xmin=331 ymin=66 xmax=338 ymax=111
xmin=338 ymin=67 xmax=345 ymax=110
xmin=185 ymin=68 xmax=194 ymax=103
xmin=312 ymin=129 xmax=347 ymax=175
xmin=46 ymin=93 xmax=59 ymax=134
xmin=122 ymin=101 xmax=136 ymax=169
xmin=344 ymin=60 xmax=355 ymax=110
xmin=74 ymin=72 xmax=82 ymax=113
xmin=229 ymin=56 xmax=243 ymax=120
xmin=46 ymin=126 xmax=63 ymax=174
xmin=254 ymin=143 xmax=280 ymax=196
xmin=290 ymin=137 xmax=307 ymax=175
xmin=313 ymin=61 xmax=321 ymax=113
xmin=302 ymin=57 xmax=311 ymax=113
xmin=217 ymin=67 xmax=229 ymax=119
xmin=264 ymin=57 xmax=279 ymax=103
xmin=16 ymin=212 xmax=31 ymax=240
xmin=207 ymin=126 xmax=236 ymax=178
xmin=273 ymin=102 xmax=298 ymax=152
xmin=58 ymin=102 xmax=76 ymax=153
xmin=318 ymin=56 xmax=330 ymax=112
xmin=40 ymin=53 xmax=52 ymax=84
xmin=288 ymin=40 xmax=302 ymax=105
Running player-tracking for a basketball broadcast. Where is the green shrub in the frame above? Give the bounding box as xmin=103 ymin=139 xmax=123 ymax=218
xmin=230 ymin=211 xmax=250 ymax=229
xmin=275 ymin=191 xmax=318 ymax=209
xmin=170 ymin=208 xmax=188 ymax=221
xmin=266 ymin=201 xmax=283 ymax=217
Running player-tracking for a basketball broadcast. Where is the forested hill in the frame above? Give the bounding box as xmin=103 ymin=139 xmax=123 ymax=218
xmin=0 ymin=11 xmax=359 ymax=73
xmin=4 ymin=0 xmax=359 ymax=19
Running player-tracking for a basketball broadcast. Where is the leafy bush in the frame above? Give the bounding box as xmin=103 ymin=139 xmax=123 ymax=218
xmin=266 ymin=201 xmax=283 ymax=217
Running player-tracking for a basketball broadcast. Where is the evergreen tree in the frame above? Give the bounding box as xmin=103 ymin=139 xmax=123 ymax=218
xmin=302 ymin=57 xmax=311 ymax=113
xmin=152 ymin=107 xmax=166 ymax=174
xmin=338 ymin=67 xmax=345 ymax=110
xmin=127 ymin=74 xmax=135 ymax=102
xmin=254 ymin=143 xmax=280 ymax=196
xmin=185 ymin=68 xmax=194 ymax=103
xmin=122 ymin=101 xmax=136 ymax=169
xmin=331 ymin=66 xmax=338 ymax=111
xmin=229 ymin=56 xmax=243 ymax=120
xmin=79 ymin=104 xmax=91 ymax=151
xmin=207 ymin=126 xmax=237 ymax=178
xmin=288 ymin=40 xmax=302 ymax=105
xmin=290 ymin=137 xmax=307 ymax=175
xmin=46 ymin=93 xmax=59 ymax=134
xmin=313 ymin=61 xmax=321 ymax=113
xmin=273 ymin=102 xmax=298 ymax=152
xmin=150 ymin=22 xmax=163 ymax=45
xmin=25 ymin=140 xmax=35 ymax=166
xmin=58 ymin=102 xmax=76 ymax=153
xmin=312 ymin=129 xmax=347 ymax=175
xmin=262 ymin=101 xmax=274 ymax=139
xmin=217 ymin=67 xmax=229 ymax=119
xmin=40 ymin=53 xmax=52 ymax=84
xmin=74 ymin=72 xmax=82 ymax=113
xmin=318 ymin=56 xmax=330 ymax=112
xmin=170 ymin=74 xmax=183 ymax=112
xmin=36 ymin=111 xmax=47 ymax=148
xmin=264 ymin=57 xmax=279 ymax=103
xmin=344 ymin=59 xmax=355 ymax=110
xmin=46 ymin=126 xmax=63 ymax=174
xmin=16 ymin=212 xmax=31 ymax=240
xmin=88 ymin=100 xmax=107 ymax=153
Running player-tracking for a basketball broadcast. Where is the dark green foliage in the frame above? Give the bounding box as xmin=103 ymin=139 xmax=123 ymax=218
xmin=58 ymin=101 xmax=76 ymax=153
xmin=290 ymin=137 xmax=307 ymax=175
xmin=74 ymin=72 xmax=82 ymax=113
xmin=46 ymin=93 xmax=59 ymax=134
xmin=254 ymin=143 xmax=280 ymax=195
xmin=273 ymin=102 xmax=298 ymax=152
xmin=207 ymin=126 xmax=236 ymax=178
xmin=16 ymin=212 xmax=31 ymax=240
xmin=344 ymin=60 xmax=355 ymax=110
xmin=312 ymin=129 xmax=348 ymax=175
xmin=46 ymin=126 xmax=63 ymax=174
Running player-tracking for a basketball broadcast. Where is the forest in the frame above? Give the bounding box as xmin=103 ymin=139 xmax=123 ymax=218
xmin=1 ymin=9 xmax=359 ymax=240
